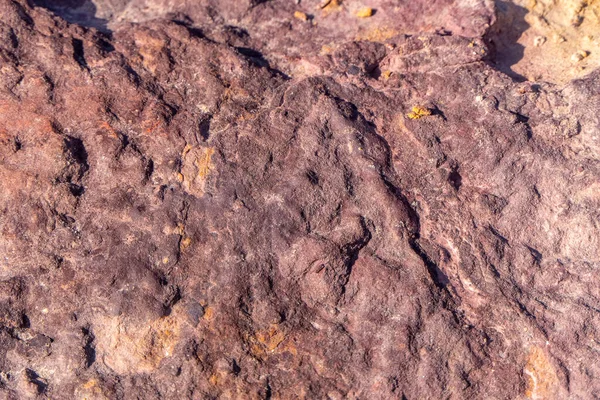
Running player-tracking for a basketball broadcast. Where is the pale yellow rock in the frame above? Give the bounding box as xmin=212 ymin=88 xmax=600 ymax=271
xmin=294 ymin=10 xmax=309 ymax=21
xmin=495 ymin=0 xmax=600 ymax=83
xmin=355 ymin=7 xmax=373 ymax=18
xmin=355 ymin=26 xmax=398 ymax=42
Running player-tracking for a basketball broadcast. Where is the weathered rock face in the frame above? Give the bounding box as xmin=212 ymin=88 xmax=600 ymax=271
xmin=0 ymin=0 xmax=599 ymax=398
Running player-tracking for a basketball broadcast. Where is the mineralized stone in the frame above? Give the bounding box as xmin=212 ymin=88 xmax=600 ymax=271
xmin=0 ymin=0 xmax=599 ymax=398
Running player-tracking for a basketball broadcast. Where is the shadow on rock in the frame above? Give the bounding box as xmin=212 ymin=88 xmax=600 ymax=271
xmin=485 ymin=0 xmax=530 ymax=81
xmin=28 ymin=0 xmax=109 ymax=32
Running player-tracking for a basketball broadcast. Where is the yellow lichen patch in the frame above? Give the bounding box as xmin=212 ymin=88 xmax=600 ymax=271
xmin=180 ymin=237 xmax=192 ymax=250
xmin=294 ymin=11 xmax=309 ymax=21
xmin=381 ymin=70 xmax=392 ymax=80
xmin=256 ymin=324 xmax=286 ymax=352
xmin=82 ymin=379 xmax=98 ymax=390
xmin=196 ymin=147 xmax=214 ymax=179
xmin=407 ymin=106 xmax=432 ymax=119
xmin=249 ymin=342 xmax=264 ymax=358
xmin=76 ymin=379 xmax=107 ymax=400
xmin=182 ymin=144 xmax=193 ymax=156
xmin=524 ymin=346 xmax=559 ymax=399
xmin=203 ymin=306 xmax=215 ymax=321
xmin=208 ymin=373 xmax=222 ymax=386
xmin=355 ymin=7 xmax=373 ymax=18
xmin=247 ymin=325 xmax=288 ymax=359
xmin=321 ymin=0 xmax=343 ymax=16
xmin=180 ymin=146 xmax=215 ymax=197
xmin=94 ymin=309 xmax=182 ymax=375
xmin=355 ymin=27 xmax=399 ymax=42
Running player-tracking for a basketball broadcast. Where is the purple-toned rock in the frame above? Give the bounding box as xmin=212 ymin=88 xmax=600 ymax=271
xmin=0 ymin=0 xmax=598 ymax=398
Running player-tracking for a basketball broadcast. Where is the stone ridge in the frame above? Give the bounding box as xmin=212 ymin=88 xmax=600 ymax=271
xmin=0 ymin=0 xmax=599 ymax=398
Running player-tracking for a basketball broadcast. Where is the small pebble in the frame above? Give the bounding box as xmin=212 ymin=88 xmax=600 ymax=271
xmin=294 ymin=11 xmax=309 ymax=21
xmin=571 ymin=50 xmax=589 ymax=62
xmin=533 ymin=36 xmax=546 ymax=47
xmin=570 ymin=15 xmax=583 ymax=27
xmin=356 ymin=7 xmax=373 ymax=18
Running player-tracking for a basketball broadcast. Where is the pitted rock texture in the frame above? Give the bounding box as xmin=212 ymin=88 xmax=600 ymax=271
xmin=0 ymin=0 xmax=599 ymax=398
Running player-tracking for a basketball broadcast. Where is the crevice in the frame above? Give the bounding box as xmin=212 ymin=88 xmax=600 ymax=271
xmin=264 ymin=378 xmax=272 ymax=400
xmin=143 ymin=158 xmax=154 ymax=184
xmin=510 ymin=110 xmax=533 ymax=139
xmin=526 ymin=245 xmax=542 ymax=263
xmin=489 ymin=225 xmax=509 ymax=245
xmin=25 ymin=369 xmax=47 ymax=394
xmin=82 ymin=326 xmax=96 ymax=368
xmin=339 ymin=217 xmax=372 ymax=297
xmin=409 ymin=239 xmax=450 ymax=288
xmin=63 ymin=136 xmax=89 ymax=180
xmin=448 ymin=166 xmax=462 ymax=191
xmin=68 ymin=183 xmax=85 ymax=197
xmin=341 ymin=217 xmax=372 ymax=276
xmin=380 ymin=174 xmax=419 ymax=233
xmin=306 ymin=170 xmax=319 ymax=186
xmin=234 ymin=46 xmax=290 ymax=79
xmin=172 ymin=199 xmax=191 ymax=268
xmin=379 ymin=172 xmax=450 ymax=289
xmin=13 ymin=137 xmax=22 ymax=152
xmin=172 ymin=19 xmax=205 ymax=39
xmin=72 ymin=38 xmax=89 ymax=71
xmin=198 ymin=117 xmax=211 ymax=142
xmin=163 ymin=285 xmax=182 ymax=316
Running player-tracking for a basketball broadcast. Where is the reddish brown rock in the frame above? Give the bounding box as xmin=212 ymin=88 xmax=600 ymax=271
xmin=0 ymin=0 xmax=599 ymax=398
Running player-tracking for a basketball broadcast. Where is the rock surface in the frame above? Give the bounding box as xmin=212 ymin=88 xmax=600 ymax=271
xmin=0 ymin=0 xmax=599 ymax=398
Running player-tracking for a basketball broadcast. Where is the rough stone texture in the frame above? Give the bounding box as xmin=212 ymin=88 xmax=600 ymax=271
xmin=0 ymin=0 xmax=599 ymax=398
